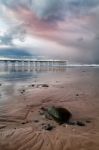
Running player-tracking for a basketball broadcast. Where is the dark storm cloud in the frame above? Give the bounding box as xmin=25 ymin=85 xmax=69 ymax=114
xmin=1 ymin=0 xmax=99 ymax=21
xmin=57 ymin=35 xmax=99 ymax=64
xmin=0 ymin=24 xmax=26 ymax=45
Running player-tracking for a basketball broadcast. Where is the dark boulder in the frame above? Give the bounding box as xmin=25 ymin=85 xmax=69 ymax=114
xmin=43 ymin=106 xmax=72 ymax=124
xmin=40 ymin=106 xmax=86 ymax=127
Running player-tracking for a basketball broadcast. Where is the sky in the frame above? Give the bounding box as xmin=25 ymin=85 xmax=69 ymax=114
xmin=0 ymin=0 xmax=99 ymax=64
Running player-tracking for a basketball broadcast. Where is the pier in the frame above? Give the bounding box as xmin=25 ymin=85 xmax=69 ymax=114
xmin=0 ymin=56 xmax=67 ymax=68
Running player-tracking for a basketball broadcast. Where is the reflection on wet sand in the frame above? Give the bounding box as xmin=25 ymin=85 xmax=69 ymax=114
xmin=0 ymin=66 xmax=66 ymax=82
xmin=3 ymin=65 xmax=66 ymax=72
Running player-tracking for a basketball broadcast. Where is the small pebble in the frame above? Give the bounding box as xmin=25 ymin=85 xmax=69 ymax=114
xmin=77 ymin=121 xmax=85 ymax=126
xmin=40 ymin=107 xmax=46 ymax=111
xmin=76 ymin=94 xmax=79 ymax=96
xmin=42 ymin=124 xmax=54 ymax=131
xmin=20 ymin=89 xmax=25 ymax=94
xmin=68 ymin=121 xmax=76 ymax=125
xmin=41 ymin=123 xmax=46 ymax=126
xmin=21 ymin=122 xmax=26 ymax=125
xmin=86 ymin=120 xmax=91 ymax=123
xmin=34 ymin=120 xmax=39 ymax=123
xmin=42 ymin=84 xmax=49 ymax=87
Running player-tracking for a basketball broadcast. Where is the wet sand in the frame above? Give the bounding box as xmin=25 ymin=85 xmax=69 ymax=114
xmin=0 ymin=67 xmax=99 ymax=150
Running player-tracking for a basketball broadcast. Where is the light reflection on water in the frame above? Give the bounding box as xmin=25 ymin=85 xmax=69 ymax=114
xmin=0 ymin=66 xmax=67 ymax=102
xmin=0 ymin=65 xmax=66 ymax=82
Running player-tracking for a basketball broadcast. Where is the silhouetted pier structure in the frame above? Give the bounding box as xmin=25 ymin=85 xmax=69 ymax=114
xmin=0 ymin=57 xmax=67 ymax=69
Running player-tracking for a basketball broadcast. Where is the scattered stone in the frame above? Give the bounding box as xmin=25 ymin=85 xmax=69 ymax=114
xmin=76 ymin=121 xmax=85 ymax=126
xmin=30 ymin=84 xmax=35 ymax=87
xmin=42 ymin=106 xmax=72 ymax=124
xmin=68 ymin=121 xmax=86 ymax=127
xmin=41 ymin=123 xmax=46 ymax=126
xmin=86 ymin=120 xmax=91 ymax=123
xmin=40 ymin=107 xmax=46 ymax=110
xmin=41 ymin=84 xmax=49 ymax=87
xmin=0 ymin=83 xmax=2 ymax=86
xmin=21 ymin=120 xmax=29 ymax=124
xmin=21 ymin=122 xmax=26 ymax=125
xmin=76 ymin=94 xmax=79 ymax=96
xmin=36 ymin=84 xmax=49 ymax=88
xmin=34 ymin=120 xmax=39 ymax=123
xmin=42 ymin=124 xmax=54 ymax=131
xmin=20 ymin=89 xmax=25 ymax=94
xmin=68 ymin=121 xmax=76 ymax=125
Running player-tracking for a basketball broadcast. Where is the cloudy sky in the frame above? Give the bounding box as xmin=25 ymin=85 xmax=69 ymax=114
xmin=0 ymin=0 xmax=99 ymax=63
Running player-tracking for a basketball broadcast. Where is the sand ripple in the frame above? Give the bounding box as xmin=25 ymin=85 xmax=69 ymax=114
xmin=0 ymin=127 xmax=99 ymax=150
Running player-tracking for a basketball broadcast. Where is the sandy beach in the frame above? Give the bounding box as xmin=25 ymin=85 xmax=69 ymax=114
xmin=0 ymin=67 xmax=99 ymax=150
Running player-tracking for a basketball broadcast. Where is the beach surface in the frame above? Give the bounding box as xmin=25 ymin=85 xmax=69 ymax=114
xmin=0 ymin=67 xmax=99 ymax=150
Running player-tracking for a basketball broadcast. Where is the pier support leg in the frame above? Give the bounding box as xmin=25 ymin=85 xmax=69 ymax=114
xmin=4 ymin=61 xmax=9 ymax=71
